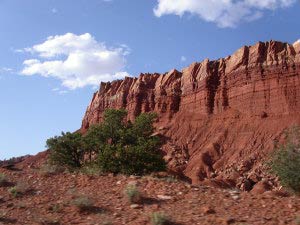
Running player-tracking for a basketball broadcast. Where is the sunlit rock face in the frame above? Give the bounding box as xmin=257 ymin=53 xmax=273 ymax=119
xmin=82 ymin=40 xmax=300 ymax=184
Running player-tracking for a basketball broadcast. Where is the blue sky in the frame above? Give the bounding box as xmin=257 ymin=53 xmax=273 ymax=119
xmin=0 ymin=0 xmax=299 ymax=159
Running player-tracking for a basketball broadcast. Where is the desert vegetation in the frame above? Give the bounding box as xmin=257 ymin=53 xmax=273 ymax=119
xmin=47 ymin=109 xmax=166 ymax=175
xmin=150 ymin=212 xmax=171 ymax=225
xmin=71 ymin=195 xmax=95 ymax=212
xmin=269 ymin=126 xmax=300 ymax=193
xmin=8 ymin=182 xmax=30 ymax=198
xmin=124 ymin=183 xmax=142 ymax=204
xmin=0 ymin=173 xmax=8 ymax=187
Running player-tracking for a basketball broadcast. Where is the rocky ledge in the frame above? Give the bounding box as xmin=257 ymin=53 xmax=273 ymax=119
xmin=81 ymin=40 xmax=300 ymax=189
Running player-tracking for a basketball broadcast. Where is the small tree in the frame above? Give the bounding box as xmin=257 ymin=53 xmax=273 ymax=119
xmin=82 ymin=124 xmax=105 ymax=162
xmin=97 ymin=110 xmax=166 ymax=175
xmin=269 ymin=126 xmax=300 ymax=193
xmin=98 ymin=144 xmax=122 ymax=173
xmin=46 ymin=109 xmax=166 ymax=175
xmin=133 ymin=112 xmax=157 ymax=138
xmin=102 ymin=109 xmax=127 ymax=145
xmin=47 ymin=132 xmax=84 ymax=168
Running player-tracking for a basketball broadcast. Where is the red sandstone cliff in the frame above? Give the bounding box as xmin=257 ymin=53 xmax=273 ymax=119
xmin=81 ymin=40 xmax=300 ymax=187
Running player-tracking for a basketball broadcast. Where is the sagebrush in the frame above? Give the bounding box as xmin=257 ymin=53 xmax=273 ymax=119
xmin=124 ymin=184 xmax=142 ymax=204
xmin=150 ymin=212 xmax=171 ymax=225
xmin=269 ymin=126 xmax=300 ymax=193
xmin=71 ymin=195 xmax=94 ymax=211
xmin=8 ymin=182 xmax=30 ymax=198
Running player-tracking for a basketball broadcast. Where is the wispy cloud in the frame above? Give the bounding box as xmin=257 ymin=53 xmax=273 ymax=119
xmin=52 ymin=87 xmax=68 ymax=95
xmin=0 ymin=67 xmax=13 ymax=74
xmin=20 ymin=33 xmax=130 ymax=90
xmin=154 ymin=0 xmax=297 ymax=28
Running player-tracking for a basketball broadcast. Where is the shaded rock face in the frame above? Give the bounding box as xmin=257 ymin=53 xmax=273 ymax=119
xmin=81 ymin=40 xmax=300 ymax=185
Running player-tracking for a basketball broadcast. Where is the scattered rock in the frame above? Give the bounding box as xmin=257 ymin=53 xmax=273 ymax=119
xmin=127 ymin=180 xmax=138 ymax=186
xmin=130 ymin=204 xmax=141 ymax=209
xmin=226 ymin=218 xmax=236 ymax=224
xmin=237 ymin=178 xmax=252 ymax=192
xmin=251 ymin=181 xmax=272 ymax=195
xmin=231 ymin=195 xmax=240 ymax=200
xmin=201 ymin=206 xmax=216 ymax=214
xmin=157 ymin=195 xmax=172 ymax=200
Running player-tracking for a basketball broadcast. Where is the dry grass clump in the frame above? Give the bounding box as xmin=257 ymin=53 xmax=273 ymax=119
xmin=8 ymin=182 xmax=30 ymax=198
xmin=48 ymin=204 xmax=63 ymax=213
xmin=71 ymin=195 xmax=94 ymax=212
xmin=0 ymin=173 xmax=8 ymax=186
xmin=39 ymin=164 xmax=65 ymax=176
xmin=124 ymin=184 xmax=142 ymax=204
xmin=150 ymin=212 xmax=172 ymax=225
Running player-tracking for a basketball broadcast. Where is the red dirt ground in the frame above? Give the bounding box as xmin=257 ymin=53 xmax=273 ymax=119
xmin=0 ymin=160 xmax=299 ymax=225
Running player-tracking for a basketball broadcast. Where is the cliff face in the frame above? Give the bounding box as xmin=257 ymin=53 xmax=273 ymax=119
xmin=81 ymin=40 xmax=300 ymax=186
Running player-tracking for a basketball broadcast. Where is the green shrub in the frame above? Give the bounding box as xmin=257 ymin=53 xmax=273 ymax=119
xmin=150 ymin=212 xmax=171 ymax=225
xmin=46 ymin=109 xmax=166 ymax=176
xmin=47 ymin=132 xmax=84 ymax=169
xmin=80 ymin=163 xmax=103 ymax=176
xmin=82 ymin=124 xmax=106 ymax=162
xmin=8 ymin=187 xmax=18 ymax=198
xmin=98 ymin=142 xmax=166 ymax=175
xmin=124 ymin=184 xmax=142 ymax=204
xmin=101 ymin=108 xmax=128 ymax=145
xmin=269 ymin=126 xmax=300 ymax=193
xmin=97 ymin=110 xmax=166 ymax=175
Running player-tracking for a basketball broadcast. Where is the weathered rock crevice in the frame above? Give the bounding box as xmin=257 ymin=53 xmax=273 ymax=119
xmin=81 ymin=40 xmax=300 ymax=185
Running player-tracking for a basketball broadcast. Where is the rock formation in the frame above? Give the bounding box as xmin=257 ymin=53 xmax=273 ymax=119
xmin=81 ymin=40 xmax=300 ymax=187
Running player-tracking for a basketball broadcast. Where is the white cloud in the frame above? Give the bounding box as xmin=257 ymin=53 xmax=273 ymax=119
xmin=154 ymin=0 xmax=297 ymax=28
xmin=180 ymin=56 xmax=187 ymax=62
xmin=52 ymin=87 xmax=68 ymax=95
xmin=21 ymin=33 xmax=130 ymax=89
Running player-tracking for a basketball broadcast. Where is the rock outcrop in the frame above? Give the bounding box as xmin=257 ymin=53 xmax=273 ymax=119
xmin=81 ymin=40 xmax=300 ymax=186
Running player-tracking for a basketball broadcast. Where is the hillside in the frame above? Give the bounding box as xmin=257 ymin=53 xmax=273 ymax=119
xmin=1 ymin=40 xmax=300 ymax=225
xmin=81 ymin=40 xmax=300 ymax=188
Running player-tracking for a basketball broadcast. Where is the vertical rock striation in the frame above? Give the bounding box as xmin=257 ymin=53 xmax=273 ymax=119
xmin=81 ymin=40 xmax=300 ymax=185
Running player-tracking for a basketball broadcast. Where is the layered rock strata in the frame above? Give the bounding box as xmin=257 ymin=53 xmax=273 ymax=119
xmin=81 ymin=40 xmax=300 ymax=186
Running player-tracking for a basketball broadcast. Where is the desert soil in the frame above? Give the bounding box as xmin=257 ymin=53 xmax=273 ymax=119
xmin=1 ymin=162 xmax=300 ymax=225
